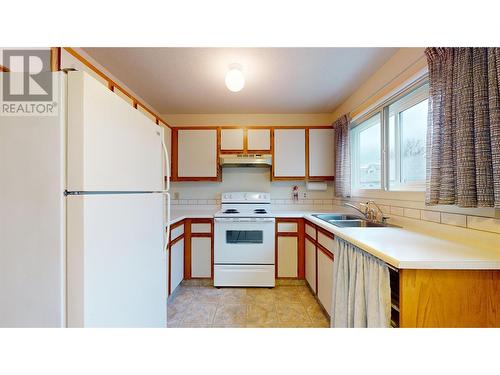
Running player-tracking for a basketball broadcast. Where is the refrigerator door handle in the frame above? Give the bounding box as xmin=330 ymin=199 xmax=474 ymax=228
xmin=165 ymin=192 xmax=171 ymax=254
xmin=161 ymin=132 xmax=170 ymax=192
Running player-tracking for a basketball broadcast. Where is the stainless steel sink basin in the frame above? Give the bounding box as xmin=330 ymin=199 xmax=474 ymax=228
xmin=312 ymin=213 xmax=393 ymax=228
xmin=313 ymin=213 xmax=362 ymax=221
xmin=329 ymin=219 xmax=387 ymax=228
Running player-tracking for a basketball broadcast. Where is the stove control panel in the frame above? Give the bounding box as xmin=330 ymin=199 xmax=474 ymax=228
xmin=221 ymin=192 xmax=270 ymax=203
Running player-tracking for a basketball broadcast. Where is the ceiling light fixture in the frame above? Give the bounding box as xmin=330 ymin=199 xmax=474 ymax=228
xmin=225 ymin=63 xmax=245 ymax=92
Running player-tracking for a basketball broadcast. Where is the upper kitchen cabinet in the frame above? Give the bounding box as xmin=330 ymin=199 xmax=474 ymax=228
xmin=273 ymin=129 xmax=306 ymax=179
xmin=247 ymin=128 xmax=271 ymax=152
xmin=173 ymin=129 xmax=219 ymax=181
xmin=308 ymin=128 xmax=334 ymax=180
xmin=220 ymin=128 xmax=244 ymax=152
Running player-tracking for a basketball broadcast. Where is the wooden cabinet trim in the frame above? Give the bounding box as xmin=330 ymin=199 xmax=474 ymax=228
xmin=183 ymin=218 xmax=214 ymax=280
xmin=317 ymin=242 xmax=334 ymax=260
xmin=170 ymin=220 xmax=184 ymax=231
xmin=172 ymin=129 xmax=220 ymax=182
xmin=169 ymin=234 xmax=184 ymax=247
xmin=275 ymin=218 xmax=305 ymax=279
xmin=317 ymin=225 xmax=335 ymax=239
xmin=190 ymin=232 xmax=212 ymax=238
xmin=247 ymin=128 xmax=272 ymax=152
xmin=220 ymin=127 xmax=245 ymax=153
xmin=305 ymin=233 xmax=316 ymax=244
xmin=308 ymin=128 xmax=335 ymax=179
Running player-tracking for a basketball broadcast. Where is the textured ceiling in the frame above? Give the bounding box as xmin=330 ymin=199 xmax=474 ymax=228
xmin=83 ymin=47 xmax=397 ymax=114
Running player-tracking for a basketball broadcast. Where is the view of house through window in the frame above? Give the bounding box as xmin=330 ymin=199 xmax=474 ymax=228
xmin=388 ymin=84 xmax=428 ymax=190
xmin=351 ymin=114 xmax=381 ymax=189
xmin=351 ymin=81 xmax=429 ymax=191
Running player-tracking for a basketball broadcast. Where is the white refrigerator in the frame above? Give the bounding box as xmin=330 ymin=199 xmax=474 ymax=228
xmin=0 ymin=71 xmax=170 ymax=327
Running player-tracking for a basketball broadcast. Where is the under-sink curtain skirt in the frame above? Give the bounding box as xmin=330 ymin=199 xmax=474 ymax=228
xmin=331 ymin=238 xmax=391 ymax=328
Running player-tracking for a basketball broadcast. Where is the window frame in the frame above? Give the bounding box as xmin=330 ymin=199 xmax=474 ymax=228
xmin=350 ymin=111 xmax=383 ymax=190
xmin=350 ymin=77 xmax=429 ymax=193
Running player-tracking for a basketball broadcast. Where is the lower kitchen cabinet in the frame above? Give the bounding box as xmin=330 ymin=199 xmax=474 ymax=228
xmin=170 ymin=238 xmax=184 ymax=294
xmin=191 ymin=237 xmax=212 ymax=278
xmin=399 ymin=269 xmax=500 ymax=328
xmin=317 ymin=248 xmax=334 ymax=317
xmin=305 ymin=236 xmax=317 ymax=292
xmin=277 ymin=236 xmax=298 ymax=278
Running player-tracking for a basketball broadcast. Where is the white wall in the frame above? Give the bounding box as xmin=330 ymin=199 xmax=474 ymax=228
xmin=331 ymin=48 xmax=427 ymax=121
xmin=163 ymin=113 xmax=332 ymax=127
xmin=171 ymin=167 xmax=333 ymax=202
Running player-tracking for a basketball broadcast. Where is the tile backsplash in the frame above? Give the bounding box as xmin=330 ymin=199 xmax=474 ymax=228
xmin=337 ymin=197 xmax=500 ymax=235
xmin=170 ymin=197 xmax=500 ymax=235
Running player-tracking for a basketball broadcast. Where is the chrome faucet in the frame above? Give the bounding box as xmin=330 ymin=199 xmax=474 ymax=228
xmin=344 ymin=201 xmax=390 ymax=224
xmin=344 ymin=202 xmax=368 ymax=218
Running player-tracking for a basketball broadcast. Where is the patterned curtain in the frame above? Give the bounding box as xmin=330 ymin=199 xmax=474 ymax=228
xmin=425 ymin=47 xmax=500 ymax=208
xmin=333 ymin=114 xmax=351 ymax=198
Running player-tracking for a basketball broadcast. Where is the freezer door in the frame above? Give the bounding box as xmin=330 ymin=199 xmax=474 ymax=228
xmin=0 ymin=73 xmax=66 ymax=327
xmin=67 ymin=71 xmax=164 ymax=192
xmin=67 ymin=193 xmax=167 ymax=327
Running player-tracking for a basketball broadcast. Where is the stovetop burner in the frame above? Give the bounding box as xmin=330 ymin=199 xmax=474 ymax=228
xmin=254 ymin=209 xmax=267 ymax=214
xmin=223 ymin=209 xmax=239 ymax=214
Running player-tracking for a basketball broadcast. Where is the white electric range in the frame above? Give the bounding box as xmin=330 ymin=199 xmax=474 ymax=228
xmin=213 ymin=192 xmax=275 ymax=287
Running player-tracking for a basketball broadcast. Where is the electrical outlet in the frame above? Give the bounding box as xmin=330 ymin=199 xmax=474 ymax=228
xmin=301 ymin=191 xmax=307 ymax=199
xmin=173 ymin=192 xmax=180 ymax=200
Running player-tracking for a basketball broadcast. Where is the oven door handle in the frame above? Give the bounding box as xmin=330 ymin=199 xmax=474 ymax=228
xmin=214 ymin=218 xmax=275 ymax=223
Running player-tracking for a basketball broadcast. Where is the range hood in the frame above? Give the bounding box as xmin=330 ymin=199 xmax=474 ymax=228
xmin=220 ymin=154 xmax=272 ymax=168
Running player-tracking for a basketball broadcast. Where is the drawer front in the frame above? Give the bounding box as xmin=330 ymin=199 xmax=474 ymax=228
xmin=191 ymin=223 xmax=211 ymax=233
xmin=318 ymin=231 xmax=334 ymax=254
xmin=305 ymin=223 xmax=316 ymax=239
xmin=214 ymin=265 xmax=275 ymax=287
xmin=171 ymin=224 xmax=184 ymax=241
xmin=277 ymin=222 xmax=298 ymax=233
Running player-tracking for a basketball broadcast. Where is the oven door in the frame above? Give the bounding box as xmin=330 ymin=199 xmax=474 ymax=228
xmin=214 ymin=218 xmax=275 ymax=264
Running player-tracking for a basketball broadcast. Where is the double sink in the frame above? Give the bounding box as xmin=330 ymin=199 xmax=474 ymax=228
xmin=312 ymin=214 xmax=389 ymax=228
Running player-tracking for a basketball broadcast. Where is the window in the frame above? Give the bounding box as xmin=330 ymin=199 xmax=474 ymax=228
xmin=351 ymin=114 xmax=382 ymax=189
xmin=351 ymin=81 xmax=429 ymax=191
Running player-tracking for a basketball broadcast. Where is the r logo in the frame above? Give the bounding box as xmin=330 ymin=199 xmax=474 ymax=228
xmin=2 ymin=49 xmax=52 ymax=102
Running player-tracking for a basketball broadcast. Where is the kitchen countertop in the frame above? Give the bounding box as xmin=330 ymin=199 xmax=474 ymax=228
xmin=169 ymin=208 xmax=219 ymax=225
xmin=169 ymin=207 xmax=500 ymax=270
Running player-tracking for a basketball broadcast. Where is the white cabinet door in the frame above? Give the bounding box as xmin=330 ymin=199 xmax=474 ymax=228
xmin=274 ymin=129 xmax=306 ymax=177
xmin=305 ymin=237 xmax=316 ymax=293
xmin=221 ymin=129 xmax=244 ymax=151
xmin=247 ymin=128 xmax=271 ymax=151
xmin=170 ymin=238 xmax=184 ymax=294
xmin=309 ymin=128 xmax=335 ymax=178
xmin=317 ymin=250 xmax=334 ymax=317
xmin=191 ymin=237 xmax=212 ymax=278
xmin=177 ymin=129 xmax=218 ymax=178
xmin=277 ymin=236 xmax=298 ymax=278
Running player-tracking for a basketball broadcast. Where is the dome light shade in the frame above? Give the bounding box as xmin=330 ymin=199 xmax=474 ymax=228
xmin=225 ymin=66 xmax=245 ymax=92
